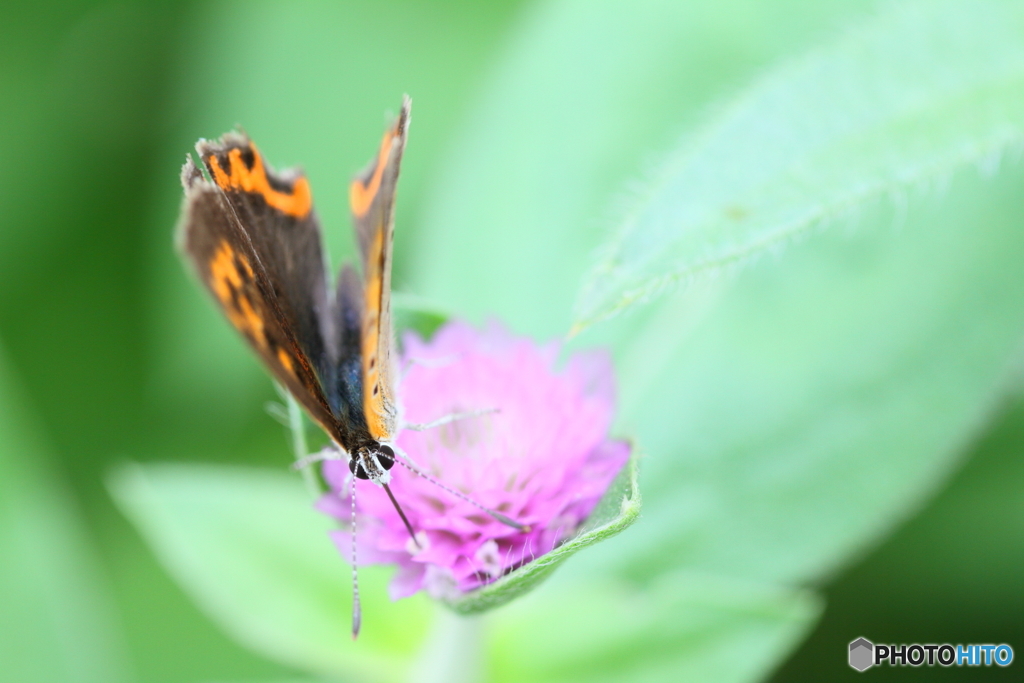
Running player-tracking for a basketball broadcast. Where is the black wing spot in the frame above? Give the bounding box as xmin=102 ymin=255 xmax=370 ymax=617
xmin=369 ymin=356 xmax=376 ymax=370
xmin=239 ymin=147 xmax=256 ymax=170
xmin=372 ymin=383 xmax=379 ymax=396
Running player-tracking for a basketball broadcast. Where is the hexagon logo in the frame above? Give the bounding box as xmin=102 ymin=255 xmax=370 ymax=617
xmin=849 ymin=637 xmax=874 ymax=671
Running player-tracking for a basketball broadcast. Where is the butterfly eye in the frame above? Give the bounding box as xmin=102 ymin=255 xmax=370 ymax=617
xmin=349 ymin=458 xmax=370 ymax=480
xmin=378 ymin=445 xmax=395 ymax=470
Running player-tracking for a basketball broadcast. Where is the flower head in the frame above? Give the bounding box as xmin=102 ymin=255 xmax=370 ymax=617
xmin=316 ymin=321 xmax=629 ymax=599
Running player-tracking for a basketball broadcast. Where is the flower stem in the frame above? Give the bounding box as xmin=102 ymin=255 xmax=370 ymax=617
xmin=408 ymin=609 xmax=484 ymax=683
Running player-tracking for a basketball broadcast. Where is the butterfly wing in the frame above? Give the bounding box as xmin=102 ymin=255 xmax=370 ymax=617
xmin=348 ymin=97 xmax=410 ymax=442
xmin=177 ymin=136 xmax=349 ymax=447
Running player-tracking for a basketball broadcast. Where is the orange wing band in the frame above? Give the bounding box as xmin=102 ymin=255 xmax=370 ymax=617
xmin=361 ymin=228 xmax=387 ymax=440
xmin=209 ymin=240 xmax=267 ymax=348
xmin=349 ymin=130 xmax=395 ymax=218
xmin=208 ymin=144 xmax=312 ymax=219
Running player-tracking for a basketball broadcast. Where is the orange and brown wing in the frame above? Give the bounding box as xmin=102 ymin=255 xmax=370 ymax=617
xmin=177 ymin=139 xmax=348 ymax=447
xmin=348 ymin=97 xmax=410 ymax=442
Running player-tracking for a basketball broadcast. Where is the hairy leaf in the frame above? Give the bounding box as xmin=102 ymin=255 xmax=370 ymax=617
xmin=576 ymin=0 xmax=1024 ymax=329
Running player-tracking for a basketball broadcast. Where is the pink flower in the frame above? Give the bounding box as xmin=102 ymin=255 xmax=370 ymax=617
xmin=316 ymin=321 xmax=630 ymax=600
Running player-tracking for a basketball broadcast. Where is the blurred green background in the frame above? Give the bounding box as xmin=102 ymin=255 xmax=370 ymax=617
xmin=2 ymin=1 xmax=1022 ymax=681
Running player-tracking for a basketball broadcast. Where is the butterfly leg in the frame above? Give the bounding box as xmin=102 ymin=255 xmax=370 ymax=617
xmin=402 ymin=407 xmax=499 ymax=432
xmin=292 ymin=444 xmax=346 ymax=470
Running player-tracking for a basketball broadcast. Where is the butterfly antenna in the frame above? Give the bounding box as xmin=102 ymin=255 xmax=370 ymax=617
xmin=350 ymin=479 xmax=361 ymax=639
xmin=393 ymin=455 xmax=530 ymax=532
xmin=382 ymin=483 xmax=420 ymax=548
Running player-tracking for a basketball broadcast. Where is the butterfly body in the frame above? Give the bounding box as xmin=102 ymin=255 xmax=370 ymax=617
xmin=178 ymin=98 xmax=410 ymax=487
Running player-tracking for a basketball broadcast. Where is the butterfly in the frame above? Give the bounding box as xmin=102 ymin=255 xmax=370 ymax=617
xmin=178 ymin=98 xmax=408 ymax=479
xmin=177 ymin=97 xmax=522 ymax=635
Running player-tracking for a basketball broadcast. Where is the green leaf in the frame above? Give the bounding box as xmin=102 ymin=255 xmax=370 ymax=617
xmin=882 ymin=395 xmax=1024 ymax=598
xmin=410 ymin=0 xmax=880 ymax=337
xmin=108 ymin=455 xmax=640 ymax=679
xmin=582 ymin=162 xmax=1024 ymax=586
xmin=575 ymin=0 xmax=1024 ymax=329
xmin=775 ymin=391 xmax=1024 ymax=678
xmin=0 ymin=346 xmax=130 ymax=683
xmin=108 ymin=463 xmax=432 ymax=682
xmin=443 ymin=451 xmax=640 ymax=615
xmin=488 ymin=572 xmax=820 ymax=683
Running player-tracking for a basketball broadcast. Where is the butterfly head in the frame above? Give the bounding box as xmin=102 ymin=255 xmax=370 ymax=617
xmin=349 ymin=443 xmax=396 ymax=485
